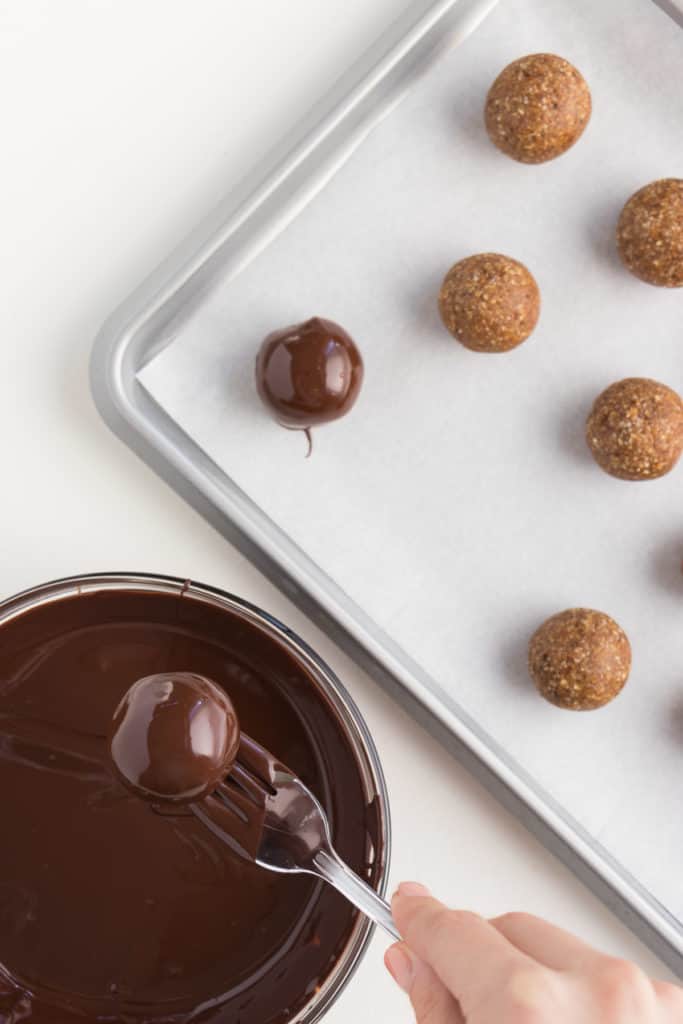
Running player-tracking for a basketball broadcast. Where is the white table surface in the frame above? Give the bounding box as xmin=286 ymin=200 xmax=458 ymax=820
xmin=0 ymin=1 xmax=676 ymax=1018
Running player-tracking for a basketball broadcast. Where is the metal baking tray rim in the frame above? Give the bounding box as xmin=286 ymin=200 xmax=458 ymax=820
xmin=91 ymin=0 xmax=683 ymax=976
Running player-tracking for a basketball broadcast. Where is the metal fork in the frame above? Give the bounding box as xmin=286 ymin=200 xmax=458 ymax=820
xmin=190 ymin=733 xmax=399 ymax=940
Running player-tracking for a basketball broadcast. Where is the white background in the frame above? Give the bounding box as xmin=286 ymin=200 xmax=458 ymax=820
xmin=0 ymin=1 xmax=676 ymax=1020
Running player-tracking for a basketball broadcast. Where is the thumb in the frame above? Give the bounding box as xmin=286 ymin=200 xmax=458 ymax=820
xmin=385 ymin=943 xmax=463 ymax=1023
xmin=392 ymin=881 xmax=519 ymax=1016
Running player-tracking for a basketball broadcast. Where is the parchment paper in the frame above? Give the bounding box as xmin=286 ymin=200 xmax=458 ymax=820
xmin=139 ymin=0 xmax=683 ymax=921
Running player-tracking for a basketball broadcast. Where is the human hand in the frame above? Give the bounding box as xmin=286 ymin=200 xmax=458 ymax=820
xmin=385 ymin=883 xmax=683 ymax=1022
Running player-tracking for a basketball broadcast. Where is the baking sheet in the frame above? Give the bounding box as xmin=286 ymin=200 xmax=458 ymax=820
xmin=138 ymin=0 xmax=683 ymax=925
xmin=653 ymin=0 xmax=683 ymax=28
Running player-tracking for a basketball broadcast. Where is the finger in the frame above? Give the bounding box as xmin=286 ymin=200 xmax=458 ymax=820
xmin=653 ymin=979 xmax=683 ymax=1017
xmin=490 ymin=912 xmax=599 ymax=971
xmin=392 ymin=882 xmax=525 ymax=1014
xmin=385 ymin=943 xmax=463 ymax=1024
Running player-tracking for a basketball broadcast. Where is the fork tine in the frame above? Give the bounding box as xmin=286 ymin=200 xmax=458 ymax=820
xmin=192 ymin=781 xmax=269 ymax=862
xmin=214 ymin=781 xmax=251 ymax=824
xmin=228 ymin=761 xmax=270 ymax=803
xmin=237 ymin=733 xmax=286 ymax=791
xmin=190 ymin=796 xmax=258 ymax=862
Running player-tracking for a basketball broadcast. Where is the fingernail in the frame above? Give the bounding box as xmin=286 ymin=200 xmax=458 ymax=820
xmin=395 ymin=881 xmax=430 ymax=899
xmin=385 ymin=943 xmax=415 ymax=992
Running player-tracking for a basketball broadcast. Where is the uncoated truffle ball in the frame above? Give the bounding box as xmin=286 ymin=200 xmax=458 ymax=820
xmin=616 ymin=179 xmax=683 ymax=287
xmin=438 ymin=253 xmax=540 ymax=352
xmin=528 ymin=609 xmax=631 ymax=710
xmin=485 ymin=53 xmax=591 ymax=164
xmin=586 ymin=377 xmax=683 ymax=481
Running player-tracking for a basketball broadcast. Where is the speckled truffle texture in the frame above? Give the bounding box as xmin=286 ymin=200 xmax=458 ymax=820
xmin=485 ymin=53 xmax=591 ymax=164
xmin=529 ymin=609 xmax=631 ymax=711
xmin=438 ymin=253 xmax=540 ymax=352
xmin=616 ymin=179 xmax=683 ymax=287
xmin=586 ymin=377 xmax=683 ymax=481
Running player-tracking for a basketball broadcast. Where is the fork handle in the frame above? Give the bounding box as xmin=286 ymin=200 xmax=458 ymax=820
xmin=313 ymin=846 xmax=400 ymax=941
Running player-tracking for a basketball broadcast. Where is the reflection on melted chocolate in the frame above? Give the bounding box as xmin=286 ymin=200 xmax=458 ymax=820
xmin=0 ymin=589 xmax=378 ymax=1023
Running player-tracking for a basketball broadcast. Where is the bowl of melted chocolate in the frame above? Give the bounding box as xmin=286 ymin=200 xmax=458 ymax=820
xmin=0 ymin=573 xmax=389 ymax=1023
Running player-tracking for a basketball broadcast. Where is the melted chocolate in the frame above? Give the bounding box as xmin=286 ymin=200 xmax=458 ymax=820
xmin=110 ymin=673 xmax=240 ymax=804
xmin=0 ymin=588 xmax=380 ymax=1023
xmin=255 ymin=317 xmax=363 ymax=434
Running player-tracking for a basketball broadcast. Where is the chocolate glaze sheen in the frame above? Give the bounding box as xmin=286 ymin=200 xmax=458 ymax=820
xmin=110 ymin=672 xmax=241 ymax=804
xmin=0 ymin=588 xmax=380 ymax=1023
xmin=255 ymin=317 xmax=363 ymax=431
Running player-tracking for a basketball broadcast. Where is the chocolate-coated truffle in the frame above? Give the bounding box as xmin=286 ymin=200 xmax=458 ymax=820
xmin=438 ymin=253 xmax=540 ymax=352
xmin=110 ymin=672 xmax=240 ymax=804
xmin=586 ymin=377 xmax=683 ymax=481
xmin=617 ymin=179 xmax=683 ymax=287
xmin=529 ymin=608 xmax=631 ymax=710
xmin=255 ymin=317 xmax=363 ymax=434
xmin=485 ymin=53 xmax=591 ymax=164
